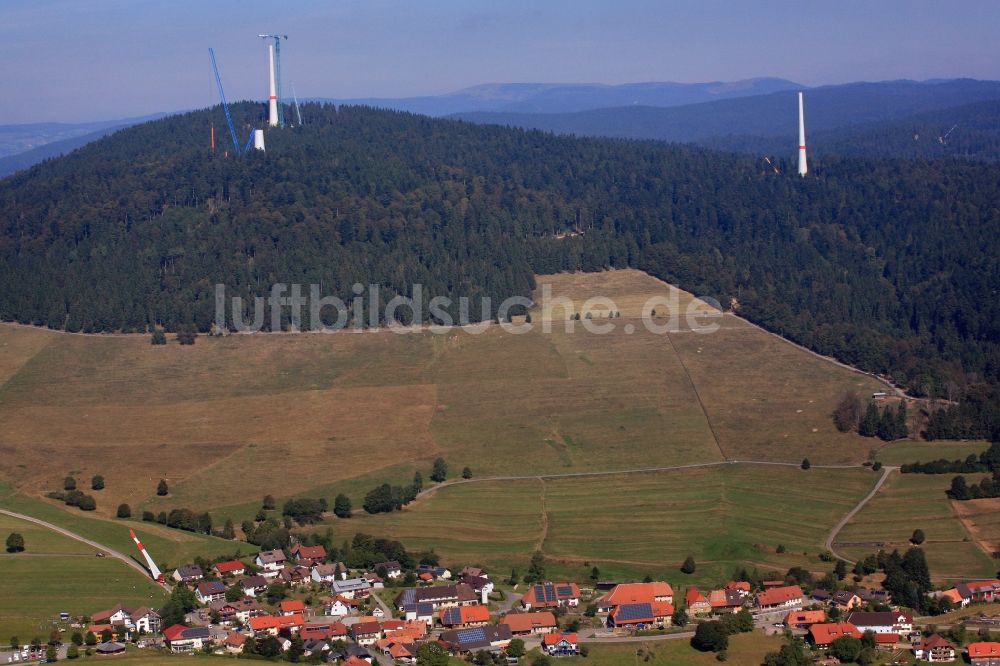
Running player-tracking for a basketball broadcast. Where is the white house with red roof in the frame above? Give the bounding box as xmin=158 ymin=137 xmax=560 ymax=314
xmin=542 ymin=632 xmax=579 ymax=657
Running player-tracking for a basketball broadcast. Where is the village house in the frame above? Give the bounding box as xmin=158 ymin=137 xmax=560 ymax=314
xmin=708 ymin=588 xmax=746 ymax=614
xmin=395 ymin=583 xmax=479 ymax=612
xmin=542 ymin=632 xmax=579 ymax=657
xmin=940 ymin=588 xmax=968 ymax=608
xmin=968 ymin=642 xmax=1000 ymax=666
xmin=607 ymin=601 xmax=674 ymax=629
xmin=278 ymin=564 xmax=312 ymax=587
xmin=439 ymin=604 xmax=491 ymax=629
xmin=459 ymin=574 xmax=495 ymax=599
xmin=459 ymin=566 xmax=487 ymax=578
xmin=223 ymin=632 xmax=247 ymax=654
xmin=439 ymin=625 xmax=512 ymax=656
xmin=785 ymin=610 xmax=826 ymax=629
xmin=332 ymin=577 xmax=372 ymax=598
xmin=951 ymin=580 xmax=1000 ymax=606
xmin=209 ymin=598 xmax=265 ymax=626
xmin=596 ymin=581 xmax=674 ymax=613
xmin=378 ymin=639 xmax=416 ymax=663
xmin=362 ymin=571 xmax=385 ymax=588
xmin=417 ymin=564 xmax=452 ymax=579
xmin=172 ymin=564 xmax=203 ymax=584
xmin=915 ymin=634 xmax=957 ymax=662
xmin=195 ymin=581 xmax=227 ymax=605
xmin=240 ymin=574 xmax=269 ymax=597
xmin=163 ymin=625 xmax=211 ymax=653
xmin=831 ymin=590 xmax=863 ymax=611
xmin=808 ymin=622 xmax=862 ymax=649
xmin=521 ymin=582 xmax=581 ymax=610
xmin=755 ymin=585 xmax=804 ymax=613
xmin=846 ymin=611 xmax=913 ymax=635
xmin=255 ymin=549 xmax=287 ymax=575
xmin=90 ymin=604 xmax=161 ymax=635
xmin=324 ymin=595 xmax=360 ymax=617
xmin=373 ymin=560 xmax=403 ymax=578
xmin=211 ymin=559 xmax=246 ymax=577
xmin=857 ymin=588 xmax=892 ymax=605
xmin=290 ymin=543 xmax=327 ymax=564
xmin=300 ymin=622 xmax=348 ymax=642
xmin=312 ymin=561 xmax=348 ymax=583
xmin=685 ymin=587 xmax=712 ymax=616
xmin=501 ymin=611 xmax=558 ymax=635
xmin=279 ymin=599 xmax=306 ymax=616
xmin=248 ymin=613 xmax=305 ymax=637
xmin=405 ymin=602 xmax=436 ymax=626
xmin=351 ymin=621 xmax=384 ymax=646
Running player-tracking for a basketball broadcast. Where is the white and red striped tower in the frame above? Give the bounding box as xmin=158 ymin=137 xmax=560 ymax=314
xmin=267 ymin=44 xmax=278 ymax=127
xmin=798 ymin=91 xmax=808 ymax=177
xmin=129 ymin=529 xmax=164 ymax=582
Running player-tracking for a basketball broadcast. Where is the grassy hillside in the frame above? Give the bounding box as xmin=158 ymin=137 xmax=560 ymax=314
xmin=0 ymin=271 xmax=883 ymax=521
xmin=0 ymin=513 xmax=167 ymax=639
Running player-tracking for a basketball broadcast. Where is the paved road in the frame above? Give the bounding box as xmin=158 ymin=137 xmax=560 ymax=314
xmin=0 ymin=508 xmax=168 ymax=592
xmin=824 ymin=465 xmax=897 ymax=564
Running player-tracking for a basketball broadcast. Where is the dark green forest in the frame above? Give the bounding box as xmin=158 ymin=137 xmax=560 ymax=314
xmin=0 ymin=103 xmax=998 ymax=431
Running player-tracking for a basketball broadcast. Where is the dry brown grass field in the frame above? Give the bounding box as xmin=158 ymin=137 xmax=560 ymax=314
xmin=0 ymin=270 xmax=884 ymax=521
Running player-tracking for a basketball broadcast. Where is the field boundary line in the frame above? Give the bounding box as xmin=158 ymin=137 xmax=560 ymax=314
xmin=662 ymin=328 xmax=728 ymax=460
xmin=825 ymin=465 xmax=897 ymax=564
xmin=0 ymin=508 xmax=169 ymax=591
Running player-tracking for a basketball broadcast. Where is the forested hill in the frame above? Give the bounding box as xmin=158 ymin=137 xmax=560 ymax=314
xmin=0 ymin=103 xmax=998 ymax=406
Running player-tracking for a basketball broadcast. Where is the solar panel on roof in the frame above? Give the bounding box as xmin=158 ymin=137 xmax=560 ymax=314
xmin=456 ymin=627 xmax=486 ymax=644
xmin=616 ymin=603 xmax=653 ymax=622
xmin=544 ymin=584 xmax=556 ymax=602
xmin=557 ymin=585 xmax=573 ymax=597
xmin=443 ymin=608 xmax=461 ymax=625
xmin=401 ymin=589 xmax=415 ymax=604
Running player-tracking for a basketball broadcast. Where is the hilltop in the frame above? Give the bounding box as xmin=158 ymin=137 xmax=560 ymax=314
xmin=0 ymin=102 xmax=998 ymax=401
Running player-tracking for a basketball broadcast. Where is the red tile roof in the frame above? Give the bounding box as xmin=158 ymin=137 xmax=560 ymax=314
xmin=213 ymin=559 xmax=245 ymax=574
xmin=756 ymin=585 xmax=803 ymax=607
xmin=353 ymin=621 xmax=383 ymax=636
xmin=875 ymin=633 xmax=899 ymax=645
xmin=785 ymin=610 xmax=825 ymax=626
xmin=543 ymin=632 xmax=578 ymax=646
xmin=279 ymin=600 xmax=305 ymax=613
xmin=809 ymin=622 xmax=862 ymax=646
xmin=293 ymin=544 xmax=327 ymax=560
xmin=248 ymin=614 xmax=304 ymax=632
xmin=162 ymin=625 xmax=186 ymax=641
xmin=501 ymin=611 xmax=557 ymax=633
xmin=725 ymin=581 xmax=751 ymax=592
xmin=439 ymin=604 xmax=491 ymax=625
xmin=969 ymin=642 xmax=1000 ymax=658
xmin=686 ymin=587 xmax=708 ymax=607
xmin=601 ymin=582 xmax=673 ymax=606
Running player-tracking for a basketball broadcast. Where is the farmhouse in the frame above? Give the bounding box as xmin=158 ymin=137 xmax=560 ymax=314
xmin=300 ymin=622 xmax=348 ymax=641
xmin=395 ymin=583 xmax=479 ymax=612
xmin=607 ymin=602 xmax=674 ymax=629
xmin=685 ymin=587 xmax=711 ymax=615
xmin=195 ymin=581 xmax=227 ymax=605
xmin=957 ymin=580 xmax=1000 ymax=604
xmin=211 ymin=559 xmax=246 ymax=577
xmin=846 ymin=611 xmax=913 ymax=634
xmin=459 ymin=574 xmax=495 ymax=597
xmin=968 ymin=642 xmax=1000 ymax=666
xmin=596 ymin=581 xmax=674 ymax=612
xmin=521 ymin=582 xmax=581 ymax=610
xmin=405 ymin=602 xmax=436 ymax=626
xmin=163 ymin=625 xmax=210 ymax=653
xmin=172 ymin=564 xmax=203 ymax=583
xmin=542 ymin=632 xmax=579 ymax=657
xmin=439 ymin=625 xmax=512 ymax=655
xmin=351 ymin=621 xmax=384 ymax=646
xmin=439 ymin=604 xmax=491 ymax=628
xmin=501 ymin=611 xmax=558 ymax=635
xmin=915 ymin=634 xmax=956 ymax=662
xmin=755 ymin=585 xmax=804 ymax=613
xmin=808 ymin=622 xmax=862 ymax=648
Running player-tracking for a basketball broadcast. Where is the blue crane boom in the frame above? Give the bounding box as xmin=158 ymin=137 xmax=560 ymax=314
xmin=208 ymin=47 xmax=241 ymax=155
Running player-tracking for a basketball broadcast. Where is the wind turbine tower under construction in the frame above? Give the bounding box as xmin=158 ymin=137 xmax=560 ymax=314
xmin=798 ymin=92 xmax=808 ymax=177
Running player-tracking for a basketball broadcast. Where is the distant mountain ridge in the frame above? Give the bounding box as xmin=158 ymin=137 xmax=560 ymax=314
xmin=451 ymin=79 xmax=1000 ymax=153
xmin=317 ymin=77 xmax=802 ymax=116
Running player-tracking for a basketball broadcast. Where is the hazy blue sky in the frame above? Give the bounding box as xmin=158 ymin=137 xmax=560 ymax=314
xmin=2 ymin=0 xmax=999 ymax=124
